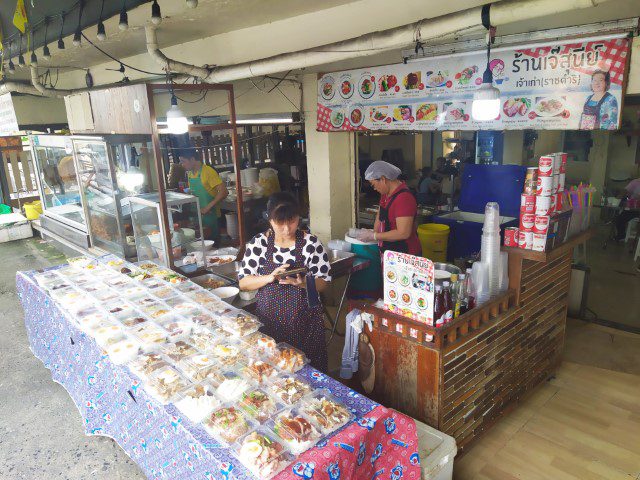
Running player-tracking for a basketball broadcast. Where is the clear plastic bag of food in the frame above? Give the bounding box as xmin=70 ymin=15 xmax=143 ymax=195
xmin=238 ymin=388 xmax=282 ymax=424
xmin=128 ymin=352 xmax=168 ymax=380
xmin=145 ymin=366 xmax=191 ymax=404
xmin=185 ymin=311 xmax=219 ymax=329
xmin=269 ymin=408 xmax=322 ymax=455
xmin=218 ymin=310 xmax=262 ymax=337
xmin=267 ymin=343 xmax=308 ymax=373
xmin=233 ymin=428 xmax=292 ymax=479
xmin=34 ymin=271 xmax=61 ymax=287
xmin=75 ymin=309 xmax=111 ymax=333
xmin=203 ymin=405 xmax=253 ymax=445
xmin=150 ymin=285 xmax=178 ymax=300
xmin=299 ymin=389 xmax=354 ymax=435
xmin=215 ymin=370 xmax=253 ymax=402
xmin=174 ymin=381 xmax=222 ymax=423
xmin=67 ymin=256 xmax=96 ymax=270
xmin=267 ymin=374 xmax=314 ymax=406
xmin=139 ymin=302 xmax=171 ymax=320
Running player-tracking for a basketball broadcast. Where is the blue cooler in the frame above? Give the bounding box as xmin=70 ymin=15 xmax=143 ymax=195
xmin=433 ymin=164 xmax=526 ymax=261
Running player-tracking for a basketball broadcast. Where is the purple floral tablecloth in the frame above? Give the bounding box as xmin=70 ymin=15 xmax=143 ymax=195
xmin=17 ymin=269 xmax=421 ymax=480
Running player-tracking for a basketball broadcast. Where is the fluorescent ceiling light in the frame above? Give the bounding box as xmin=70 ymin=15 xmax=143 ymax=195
xmin=230 ymin=118 xmax=294 ymax=125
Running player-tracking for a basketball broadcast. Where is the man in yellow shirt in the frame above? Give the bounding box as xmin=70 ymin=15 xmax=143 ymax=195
xmin=178 ymin=148 xmax=229 ymax=242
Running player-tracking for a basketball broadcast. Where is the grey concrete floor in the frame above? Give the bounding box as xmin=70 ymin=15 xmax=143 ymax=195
xmin=0 ymin=238 xmax=145 ymax=479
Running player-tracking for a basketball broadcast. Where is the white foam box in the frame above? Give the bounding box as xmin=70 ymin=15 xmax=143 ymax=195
xmin=416 ymin=420 xmax=457 ymax=480
xmin=0 ymin=213 xmax=33 ymax=243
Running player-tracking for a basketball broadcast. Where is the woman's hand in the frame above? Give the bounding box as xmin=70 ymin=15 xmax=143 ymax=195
xmin=279 ymin=274 xmax=306 ymax=288
xmin=267 ymin=264 xmax=290 ymax=283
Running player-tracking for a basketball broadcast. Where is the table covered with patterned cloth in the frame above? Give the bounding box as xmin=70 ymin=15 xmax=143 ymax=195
xmin=17 ymin=269 xmax=422 ymax=480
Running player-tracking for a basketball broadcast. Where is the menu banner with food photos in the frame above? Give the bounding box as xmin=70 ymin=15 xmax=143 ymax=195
xmin=317 ymin=37 xmax=629 ymax=132
xmin=383 ymin=250 xmax=435 ymax=328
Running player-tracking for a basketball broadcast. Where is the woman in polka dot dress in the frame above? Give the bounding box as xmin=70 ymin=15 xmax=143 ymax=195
xmin=238 ymin=192 xmax=331 ymax=372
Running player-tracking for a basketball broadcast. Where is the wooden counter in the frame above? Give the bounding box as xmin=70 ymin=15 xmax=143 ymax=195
xmin=350 ymin=229 xmax=593 ymax=453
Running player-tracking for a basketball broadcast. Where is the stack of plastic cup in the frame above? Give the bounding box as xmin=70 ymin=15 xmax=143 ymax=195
xmin=472 ymin=261 xmax=490 ymax=305
xmin=481 ymin=202 xmax=502 ymax=297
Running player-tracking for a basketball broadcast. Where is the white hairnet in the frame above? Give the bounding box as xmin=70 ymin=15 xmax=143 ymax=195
xmin=364 ymin=161 xmax=402 ymax=181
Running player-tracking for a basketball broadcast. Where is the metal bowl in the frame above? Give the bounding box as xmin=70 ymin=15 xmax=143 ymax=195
xmin=433 ymin=262 xmax=461 ymax=285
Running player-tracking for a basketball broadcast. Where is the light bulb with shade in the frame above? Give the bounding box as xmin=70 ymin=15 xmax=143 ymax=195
xmin=472 ymin=69 xmax=501 ymax=121
xmin=119 ymin=169 xmax=145 ymax=192
xmin=119 ymin=8 xmax=129 ymax=30
xmin=166 ymin=97 xmax=189 ymax=134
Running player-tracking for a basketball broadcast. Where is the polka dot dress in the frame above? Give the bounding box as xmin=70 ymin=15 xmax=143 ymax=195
xmin=250 ymin=230 xmax=328 ymax=372
xmin=239 ymin=232 xmax=332 ymax=281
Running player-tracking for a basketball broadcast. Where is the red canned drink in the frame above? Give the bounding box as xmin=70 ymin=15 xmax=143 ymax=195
xmin=534 ymin=215 xmax=550 ymax=234
xmin=558 ymin=173 xmax=565 ymax=192
xmin=535 ymin=195 xmax=551 ymax=216
xmin=550 ymin=193 xmax=556 ymax=213
xmin=504 ymin=227 xmax=519 ymax=247
xmin=538 ymin=156 xmax=554 ymax=177
xmin=556 ymin=152 xmax=568 ymax=173
xmin=552 ymin=174 xmax=559 ymax=194
xmin=520 ymin=213 xmax=535 ymax=232
xmin=518 ymin=230 xmax=527 ymax=249
xmin=525 ymin=167 xmax=538 ymax=183
xmin=521 ymin=194 xmax=536 ymax=213
xmin=536 ymin=176 xmax=553 ymax=196
xmin=532 ymin=233 xmax=547 ymax=252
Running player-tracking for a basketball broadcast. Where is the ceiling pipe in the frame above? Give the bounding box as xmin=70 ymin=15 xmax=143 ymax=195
xmin=30 ymin=65 xmax=75 ymax=97
xmin=0 ymin=80 xmax=46 ymax=96
xmin=145 ymin=0 xmax=615 ymax=83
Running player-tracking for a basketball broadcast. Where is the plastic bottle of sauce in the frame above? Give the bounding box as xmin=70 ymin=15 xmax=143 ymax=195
xmin=434 ymin=285 xmax=445 ymax=328
xmin=443 ymin=281 xmax=454 ymax=324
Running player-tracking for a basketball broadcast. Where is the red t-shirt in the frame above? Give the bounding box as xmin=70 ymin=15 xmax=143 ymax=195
xmin=379 ymin=183 xmax=422 ymax=256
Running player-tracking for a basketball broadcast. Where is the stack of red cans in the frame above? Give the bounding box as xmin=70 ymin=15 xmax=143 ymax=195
xmin=509 ymin=152 xmax=567 ymax=252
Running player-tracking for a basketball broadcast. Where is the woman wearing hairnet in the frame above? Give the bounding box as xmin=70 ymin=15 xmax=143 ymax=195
xmin=356 ymin=160 xmax=421 ymax=256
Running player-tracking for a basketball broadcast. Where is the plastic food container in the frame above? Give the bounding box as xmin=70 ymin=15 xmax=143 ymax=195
xmin=161 ymin=340 xmax=199 ymax=362
xmin=174 ymin=381 xmax=222 ymax=423
xmin=203 ymin=405 xmax=253 ymax=445
xmin=123 ymin=286 xmax=147 ymax=300
xmin=267 ymin=375 xmax=314 ymax=406
xmin=186 ymin=312 xmax=219 ymax=329
xmin=128 ymin=352 xmax=169 ymax=380
xmin=239 ymin=358 xmax=278 ymax=385
xmin=128 ymin=322 xmax=168 ymax=353
xmin=238 ymin=388 xmax=282 ymax=424
xmin=145 ymin=366 xmax=191 ymax=404
xmin=299 ymin=390 xmax=354 ymax=435
xmin=269 ymin=408 xmax=322 ymax=455
xmin=233 ymin=428 xmax=292 ymax=480
xmin=215 ymin=370 xmax=253 ymax=401
xmin=267 ymin=343 xmax=308 ymax=373
xmin=240 ymin=332 xmax=278 ymax=356
xmin=150 ymin=285 xmax=178 ymax=300
xmin=105 ymin=301 xmax=136 ymax=320
xmin=119 ymin=313 xmax=148 ymax=328
xmin=218 ymin=310 xmax=262 ymax=337
xmin=175 ymin=282 xmax=202 ymax=294
xmin=177 ymin=353 xmax=223 ymax=382
xmin=106 ymin=337 xmax=141 ymax=365
xmin=189 ymin=327 xmax=222 ymax=354
xmin=93 ymin=322 xmax=126 ymax=348
xmin=140 ymin=302 xmax=172 ymax=320
xmin=156 ymin=316 xmax=193 ymax=342
xmin=169 ymin=301 xmax=202 ymax=317
xmin=34 ymin=271 xmax=61 ymax=287
xmin=210 ymin=340 xmax=244 ymax=367
xmin=76 ymin=310 xmax=111 ymax=333
xmin=68 ymin=256 xmax=96 ymax=270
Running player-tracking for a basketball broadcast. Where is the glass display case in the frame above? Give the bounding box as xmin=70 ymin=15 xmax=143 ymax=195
xmin=129 ymin=192 xmax=206 ymax=274
xmin=72 ymin=135 xmax=157 ymax=259
xmin=30 ymin=135 xmax=91 ymax=248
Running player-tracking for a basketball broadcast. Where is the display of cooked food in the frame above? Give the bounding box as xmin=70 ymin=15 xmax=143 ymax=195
xmin=239 ymin=389 xmax=279 ymax=423
xmin=145 ymin=367 xmax=190 ymax=404
xmin=216 ymin=372 xmax=251 ymax=401
xmin=269 ymin=376 xmax=313 ymax=405
xmin=241 ymin=358 xmax=278 ymax=384
xmin=129 ymin=353 xmax=168 ymax=380
xmin=301 ymin=395 xmax=352 ymax=434
xmin=269 ymin=344 xmax=307 ymax=373
xmin=204 ymin=406 xmax=250 ymax=444
xmin=237 ymin=431 xmax=288 ymax=479
xmin=175 ymin=383 xmax=221 ymax=423
xmin=242 ymin=332 xmax=277 ymax=355
xmin=162 ymin=340 xmax=198 ymax=362
xmin=273 ymin=410 xmax=321 ymax=454
xmin=220 ymin=312 xmax=261 ymax=337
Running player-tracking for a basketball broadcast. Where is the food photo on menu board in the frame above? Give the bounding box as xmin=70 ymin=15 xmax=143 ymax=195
xmin=383 ymin=250 xmax=435 ymax=327
xmin=317 ymin=36 xmax=629 ymax=132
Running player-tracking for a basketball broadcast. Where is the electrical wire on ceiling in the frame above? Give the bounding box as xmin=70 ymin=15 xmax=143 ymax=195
xmin=80 ymin=32 xmax=165 ymax=76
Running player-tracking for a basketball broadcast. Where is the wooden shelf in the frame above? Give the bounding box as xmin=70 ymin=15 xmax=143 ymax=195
xmin=502 ymin=228 xmax=595 ymax=263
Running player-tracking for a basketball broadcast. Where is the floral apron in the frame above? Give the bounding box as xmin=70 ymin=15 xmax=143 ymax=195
xmin=579 ymin=92 xmax=612 ymax=130
xmin=255 ymin=230 xmax=328 ymax=372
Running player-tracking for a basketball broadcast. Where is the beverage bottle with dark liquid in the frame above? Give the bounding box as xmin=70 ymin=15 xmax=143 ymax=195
xmin=443 ymin=281 xmax=454 ymax=324
xmin=434 ymin=285 xmax=445 ymax=328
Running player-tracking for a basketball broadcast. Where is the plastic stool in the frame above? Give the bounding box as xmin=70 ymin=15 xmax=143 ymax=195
xmin=625 ymin=218 xmax=639 ymax=243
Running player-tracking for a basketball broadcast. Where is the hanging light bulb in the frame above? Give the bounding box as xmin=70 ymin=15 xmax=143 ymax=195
xmin=166 ymin=94 xmax=189 ymax=134
xmin=97 ymin=21 xmax=106 ymax=40
xmin=42 ymin=44 xmax=51 ymax=60
xmin=8 ymin=59 xmax=15 ymax=74
xmin=186 ymin=0 xmax=198 ymax=8
xmin=151 ymin=0 xmax=162 ymax=25
xmin=30 ymin=51 xmax=38 ymax=66
xmin=42 ymin=17 xmax=52 ymax=60
xmin=58 ymin=12 xmax=66 ymax=49
xmin=472 ymin=9 xmax=500 ymax=121
xmin=73 ymin=1 xmax=84 ymax=46
xmin=96 ymin=0 xmax=106 ymax=40
xmin=73 ymin=27 xmax=82 ymax=46
xmin=118 ymin=3 xmax=129 ymax=31
xmin=17 ymin=35 xmax=25 ymax=67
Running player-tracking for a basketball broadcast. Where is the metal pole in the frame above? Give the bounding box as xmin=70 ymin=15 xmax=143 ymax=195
xmin=228 ymin=86 xmax=246 ymax=252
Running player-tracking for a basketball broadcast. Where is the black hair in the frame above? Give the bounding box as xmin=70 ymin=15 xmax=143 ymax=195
xmin=592 ymin=70 xmax=611 ymax=91
xmin=267 ymin=192 xmax=300 ymax=224
xmin=174 ymin=147 xmax=200 ymax=161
